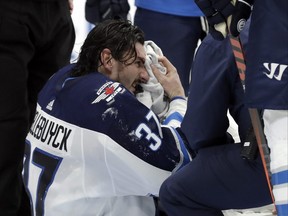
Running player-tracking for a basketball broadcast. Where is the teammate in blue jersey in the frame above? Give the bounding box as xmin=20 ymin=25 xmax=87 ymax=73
xmin=23 ymin=18 xmax=191 ymax=216
xmin=134 ymin=0 xmax=205 ymax=96
xmin=246 ymin=2 xmax=288 ymax=214
xmin=192 ymin=0 xmax=288 ymax=215
xmin=159 ymin=20 xmax=273 ymax=216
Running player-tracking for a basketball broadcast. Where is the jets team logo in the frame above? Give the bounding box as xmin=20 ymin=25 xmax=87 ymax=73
xmin=91 ymin=81 xmax=125 ymax=104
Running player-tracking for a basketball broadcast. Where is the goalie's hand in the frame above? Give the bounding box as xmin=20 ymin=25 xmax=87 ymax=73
xmin=195 ymin=0 xmax=253 ymax=40
xmin=151 ymin=56 xmax=185 ymax=100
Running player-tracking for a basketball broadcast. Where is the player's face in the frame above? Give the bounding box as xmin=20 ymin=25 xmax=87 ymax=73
xmin=113 ymin=43 xmax=149 ymax=94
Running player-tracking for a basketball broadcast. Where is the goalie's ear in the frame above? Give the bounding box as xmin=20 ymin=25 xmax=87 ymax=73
xmin=100 ymin=48 xmax=113 ymax=72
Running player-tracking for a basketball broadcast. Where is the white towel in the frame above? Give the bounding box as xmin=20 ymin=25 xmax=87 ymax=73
xmin=136 ymin=41 xmax=169 ymax=119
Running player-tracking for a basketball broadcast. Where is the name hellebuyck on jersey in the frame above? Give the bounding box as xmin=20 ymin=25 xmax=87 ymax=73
xmin=29 ymin=109 xmax=74 ymax=153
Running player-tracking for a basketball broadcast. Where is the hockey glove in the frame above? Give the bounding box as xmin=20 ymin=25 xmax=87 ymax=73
xmin=229 ymin=0 xmax=253 ymax=37
xmin=195 ymin=0 xmax=253 ymax=40
xmin=85 ymin=0 xmax=130 ymax=25
xmin=195 ymin=0 xmax=236 ymax=40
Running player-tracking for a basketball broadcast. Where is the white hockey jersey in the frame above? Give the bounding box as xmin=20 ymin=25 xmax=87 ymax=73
xmin=23 ymin=64 xmax=190 ymax=216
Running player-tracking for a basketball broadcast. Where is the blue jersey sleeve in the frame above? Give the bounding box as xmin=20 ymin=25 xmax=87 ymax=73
xmin=91 ymin=88 xmax=191 ymax=172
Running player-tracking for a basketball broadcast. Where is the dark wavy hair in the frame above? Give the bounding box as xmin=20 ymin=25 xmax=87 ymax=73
xmin=71 ymin=19 xmax=145 ymax=77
